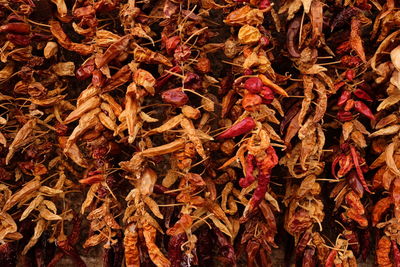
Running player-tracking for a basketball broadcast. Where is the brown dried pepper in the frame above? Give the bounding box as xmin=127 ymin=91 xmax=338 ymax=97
xmin=376 ymin=236 xmax=393 ymax=267
xmin=372 ymin=197 xmax=393 ymax=226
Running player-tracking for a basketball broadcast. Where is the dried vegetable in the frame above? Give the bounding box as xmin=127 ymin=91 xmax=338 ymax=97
xmin=1 ymin=0 xmax=400 ymax=266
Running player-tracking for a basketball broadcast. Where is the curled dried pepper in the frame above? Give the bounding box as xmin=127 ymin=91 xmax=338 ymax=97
xmin=287 ymin=17 xmax=301 ymax=58
xmin=217 ymin=117 xmax=256 ymax=139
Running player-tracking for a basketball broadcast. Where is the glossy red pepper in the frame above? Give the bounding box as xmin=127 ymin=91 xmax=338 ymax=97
xmin=337 ymin=90 xmax=351 ymax=107
xmin=354 ymin=101 xmax=375 ymax=120
xmin=217 ymin=117 xmax=256 ymax=139
xmin=353 ymin=89 xmax=372 ymax=102
xmin=260 ymin=86 xmax=274 ymax=104
xmin=244 ymin=77 xmax=263 ymax=94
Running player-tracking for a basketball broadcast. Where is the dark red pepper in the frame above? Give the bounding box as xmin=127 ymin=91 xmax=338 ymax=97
xmin=217 ymin=117 xmax=256 ymax=139
xmin=161 ymin=88 xmax=189 ymax=107
xmin=347 ymin=170 xmax=364 ymax=197
xmin=168 ymin=233 xmax=187 ymax=267
xmin=337 ymin=90 xmax=351 ymax=107
xmin=244 ymin=77 xmax=263 ymax=94
xmin=353 ymin=89 xmax=372 ymax=102
xmin=354 ymin=101 xmax=375 ymax=120
xmin=76 ymin=59 xmax=95 ymax=80
xmin=325 ymin=249 xmax=337 ymax=267
xmin=0 ymin=23 xmax=30 ymax=34
xmin=6 ymin=33 xmax=31 ymax=46
xmin=345 ymin=69 xmax=356 ymax=81
xmin=239 ymin=154 xmax=256 ymax=188
xmin=337 ymin=110 xmax=353 ymax=122
xmin=260 ymin=86 xmax=274 ymax=104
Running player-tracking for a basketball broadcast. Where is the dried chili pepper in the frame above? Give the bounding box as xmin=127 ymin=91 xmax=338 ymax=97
xmin=338 ymin=90 xmax=352 ymax=107
xmin=287 ymin=17 xmax=301 ymax=58
xmin=353 ymin=89 xmax=373 ymax=102
xmin=217 ymin=117 xmax=256 ymax=139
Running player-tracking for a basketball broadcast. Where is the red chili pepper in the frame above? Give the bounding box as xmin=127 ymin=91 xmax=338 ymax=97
xmin=165 ymin=36 xmax=181 ymax=55
xmin=247 ymin=173 xmax=270 ymax=211
xmin=345 ymin=69 xmax=356 ymax=81
xmin=337 ymin=90 xmax=351 ymax=107
xmin=259 ymin=36 xmax=269 ymax=47
xmin=334 ymin=81 xmax=346 ymax=92
xmin=239 ymin=154 xmax=256 ymax=188
xmin=393 ymin=240 xmax=400 ymax=267
xmin=6 ymin=33 xmax=31 ymax=46
xmin=259 ymin=0 xmax=270 ymax=9
xmin=244 ymin=77 xmax=263 ymax=93
xmin=0 ymin=23 xmax=30 ymax=34
xmin=296 ymin=231 xmax=311 ymax=259
xmin=260 ymin=86 xmax=274 ymax=104
xmin=347 ymin=170 xmax=364 ymax=197
xmin=161 ymin=88 xmax=189 ymax=107
xmin=353 ymin=89 xmax=372 ymax=102
xmin=217 ymin=117 xmax=256 ymax=139
xmin=91 ymin=70 xmax=105 ymax=88
xmin=325 ymin=249 xmax=337 ymax=267
xmin=155 ymin=66 xmax=182 ymax=89
xmin=337 ymin=110 xmax=353 ymax=122
xmin=350 ymin=146 xmax=372 ymax=193
xmin=76 ymin=59 xmax=95 ymax=80
xmin=354 ymin=101 xmax=375 ymax=120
